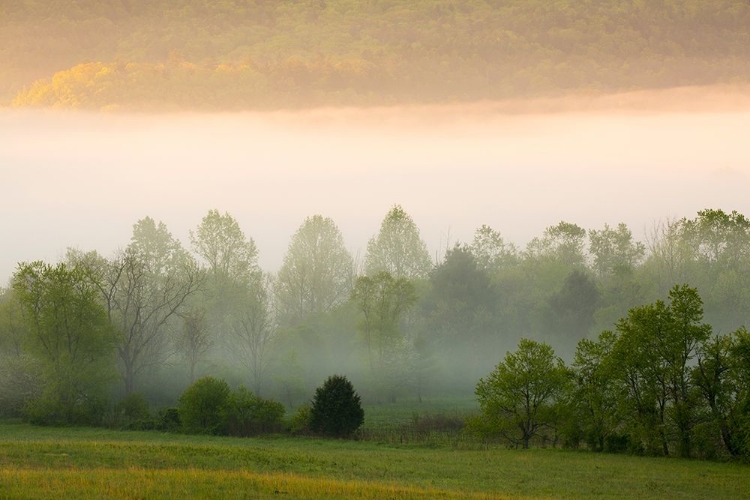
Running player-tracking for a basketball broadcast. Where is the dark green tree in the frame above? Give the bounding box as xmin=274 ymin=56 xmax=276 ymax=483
xmin=178 ymin=376 xmax=231 ymax=434
xmin=475 ymin=339 xmax=570 ymax=449
xmin=310 ymin=374 xmax=364 ymax=438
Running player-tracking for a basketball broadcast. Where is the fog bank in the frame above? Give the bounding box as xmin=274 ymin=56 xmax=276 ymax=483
xmin=2 ymin=92 xmax=749 ymax=284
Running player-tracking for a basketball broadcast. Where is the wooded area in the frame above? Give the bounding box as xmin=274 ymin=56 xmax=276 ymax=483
xmin=3 ymin=0 xmax=750 ymax=109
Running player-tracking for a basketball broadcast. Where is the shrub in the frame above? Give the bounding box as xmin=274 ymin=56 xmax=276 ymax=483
xmin=289 ymin=404 xmax=312 ymax=435
xmin=178 ymin=376 xmax=231 ymax=434
xmin=224 ymin=387 xmax=285 ymax=437
xmin=310 ymin=375 xmax=364 ymax=438
xmin=112 ymin=393 xmax=152 ymax=429
xmin=158 ymin=408 xmax=181 ymax=432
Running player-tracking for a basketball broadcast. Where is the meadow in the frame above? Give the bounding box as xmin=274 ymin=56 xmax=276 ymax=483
xmin=0 ymin=421 xmax=748 ymax=499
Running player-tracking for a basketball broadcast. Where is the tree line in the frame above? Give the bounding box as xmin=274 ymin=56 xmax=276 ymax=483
xmin=3 ymin=0 xmax=750 ymax=108
xmin=0 ymin=206 xmax=749 ymax=459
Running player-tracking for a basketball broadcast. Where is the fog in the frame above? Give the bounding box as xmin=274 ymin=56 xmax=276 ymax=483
xmin=2 ymin=90 xmax=750 ymax=286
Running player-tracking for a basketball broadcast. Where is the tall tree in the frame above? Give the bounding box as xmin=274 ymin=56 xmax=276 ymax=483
xmin=232 ymin=274 xmax=276 ymax=395
xmin=352 ymin=271 xmax=416 ymax=370
xmin=12 ymin=261 xmax=114 ymax=424
xmin=476 ymin=339 xmax=570 ymax=449
xmin=365 ymin=205 xmax=432 ymax=279
xmin=190 ymin=209 xmax=259 ymax=284
xmin=588 ymin=222 xmax=645 ymax=282
xmin=275 ymin=215 xmax=353 ymax=327
xmin=97 ymin=218 xmax=204 ymax=394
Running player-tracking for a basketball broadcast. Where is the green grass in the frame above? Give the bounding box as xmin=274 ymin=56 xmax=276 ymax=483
xmin=0 ymin=422 xmax=748 ymax=499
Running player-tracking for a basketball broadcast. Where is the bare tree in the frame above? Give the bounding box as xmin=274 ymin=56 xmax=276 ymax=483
xmin=94 ymin=218 xmax=204 ymax=394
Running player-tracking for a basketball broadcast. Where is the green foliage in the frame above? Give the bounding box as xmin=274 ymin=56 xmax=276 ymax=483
xmin=4 ymin=1 xmax=750 ymax=109
xmin=178 ymin=376 xmax=231 ymax=434
xmin=224 ymin=387 xmax=285 ymax=437
xmin=310 ymin=375 xmax=364 ymax=438
xmin=11 ymin=261 xmax=115 ymax=426
xmin=111 ymin=393 xmax=152 ymax=430
xmin=289 ymin=404 xmax=312 ymax=435
xmin=365 ymin=205 xmax=432 ymax=279
xmin=475 ymin=339 xmax=570 ymax=449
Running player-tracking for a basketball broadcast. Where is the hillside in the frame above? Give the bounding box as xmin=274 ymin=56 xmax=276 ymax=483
xmin=3 ymin=0 xmax=750 ymax=110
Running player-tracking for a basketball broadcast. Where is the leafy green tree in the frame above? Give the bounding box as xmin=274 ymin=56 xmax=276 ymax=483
xmin=470 ymin=225 xmax=518 ymax=272
xmin=224 ymin=386 xmax=285 ymax=436
xmin=190 ymin=209 xmax=259 ymax=351
xmin=693 ymin=327 xmax=750 ymax=458
xmin=190 ymin=209 xmax=259 ymax=284
xmin=589 ymin=222 xmax=645 ymax=282
xmin=12 ymin=261 xmax=115 ymax=424
xmin=612 ymin=285 xmax=712 ymax=457
xmin=365 ymin=205 xmax=432 ymax=279
xmin=546 ymin=269 xmax=599 ymax=354
xmin=310 ymin=374 xmax=364 ymax=438
xmin=178 ymin=376 xmax=231 ymax=434
xmin=571 ymin=331 xmax=621 ymax=452
xmin=275 ymin=215 xmax=353 ymax=326
xmin=420 ymin=245 xmax=499 ymax=382
xmin=475 ymin=339 xmax=569 ymax=449
xmin=352 ymin=271 xmax=416 ymax=370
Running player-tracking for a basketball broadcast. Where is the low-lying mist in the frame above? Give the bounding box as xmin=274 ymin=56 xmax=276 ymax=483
xmin=1 ymin=87 xmax=749 ymax=285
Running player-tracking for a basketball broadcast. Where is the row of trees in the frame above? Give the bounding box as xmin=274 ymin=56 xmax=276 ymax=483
xmin=1 ymin=206 xmax=749 ymax=430
xmin=4 ymin=0 xmax=750 ymax=108
xmin=475 ymin=286 xmax=750 ymax=459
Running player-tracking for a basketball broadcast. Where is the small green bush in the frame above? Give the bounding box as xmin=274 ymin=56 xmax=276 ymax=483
xmin=178 ymin=376 xmax=231 ymax=434
xmin=158 ymin=408 xmax=181 ymax=432
xmin=224 ymin=387 xmax=285 ymax=437
xmin=112 ymin=393 xmax=151 ymax=429
xmin=310 ymin=375 xmax=364 ymax=438
xmin=289 ymin=404 xmax=312 ymax=435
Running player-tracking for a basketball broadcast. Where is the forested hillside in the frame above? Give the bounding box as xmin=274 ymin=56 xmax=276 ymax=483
xmin=3 ymin=0 xmax=750 ymax=110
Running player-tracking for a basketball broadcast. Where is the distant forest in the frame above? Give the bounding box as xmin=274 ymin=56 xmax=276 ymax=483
xmin=3 ymin=0 xmax=750 ymax=110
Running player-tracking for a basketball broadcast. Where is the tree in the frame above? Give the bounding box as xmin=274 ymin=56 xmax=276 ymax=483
xmin=420 ymin=244 xmax=498 ymax=380
xmin=190 ymin=209 xmax=259 ymax=284
xmin=546 ymin=269 xmax=599 ymax=353
xmin=12 ymin=261 xmax=114 ymax=424
xmin=96 ymin=218 xmax=204 ymax=394
xmin=232 ymin=274 xmax=276 ymax=395
xmin=365 ymin=205 xmax=432 ymax=279
xmin=178 ymin=376 xmax=231 ymax=434
xmin=475 ymin=339 xmax=569 ymax=449
xmin=351 ymin=271 xmax=416 ymax=371
xmin=589 ymin=222 xmax=645 ymax=282
xmin=470 ymin=224 xmax=518 ymax=272
xmin=189 ymin=209 xmax=259 ymax=351
xmin=275 ymin=215 xmax=353 ymax=326
xmin=176 ymin=308 xmax=212 ymax=384
xmin=310 ymin=374 xmax=364 ymax=438
xmin=526 ymin=221 xmax=587 ymax=268
xmin=612 ymin=285 xmax=711 ymax=457
xmin=693 ymin=327 xmax=750 ymax=458
xmin=571 ymin=331 xmax=621 ymax=452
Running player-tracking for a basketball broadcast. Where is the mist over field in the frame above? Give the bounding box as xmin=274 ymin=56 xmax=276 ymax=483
xmin=2 ymin=90 xmax=749 ymax=286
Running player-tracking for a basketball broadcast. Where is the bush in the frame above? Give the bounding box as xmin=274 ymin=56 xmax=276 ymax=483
xmin=158 ymin=408 xmax=181 ymax=432
xmin=224 ymin=387 xmax=285 ymax=437
xmin=310 ymin=375 xmax=364 ymax=438
xmin=289 ymin=404 xmax=312 ymax=435
xmin=112 ymin=393 xmax=152 ymax=429
xmin=178 ymin=376 xmax=231 ymax=434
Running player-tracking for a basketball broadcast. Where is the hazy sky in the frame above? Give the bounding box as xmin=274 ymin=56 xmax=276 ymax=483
xmin=1 ymin=100 xmax=749 ymax=286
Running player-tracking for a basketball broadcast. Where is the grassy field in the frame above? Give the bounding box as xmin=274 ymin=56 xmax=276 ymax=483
xmin=0 ymin=422 xmax=748 ymax=499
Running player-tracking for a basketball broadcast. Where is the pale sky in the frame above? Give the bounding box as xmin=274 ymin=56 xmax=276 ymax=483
xmin=1 ymin=99 xmax=749 ymax=286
